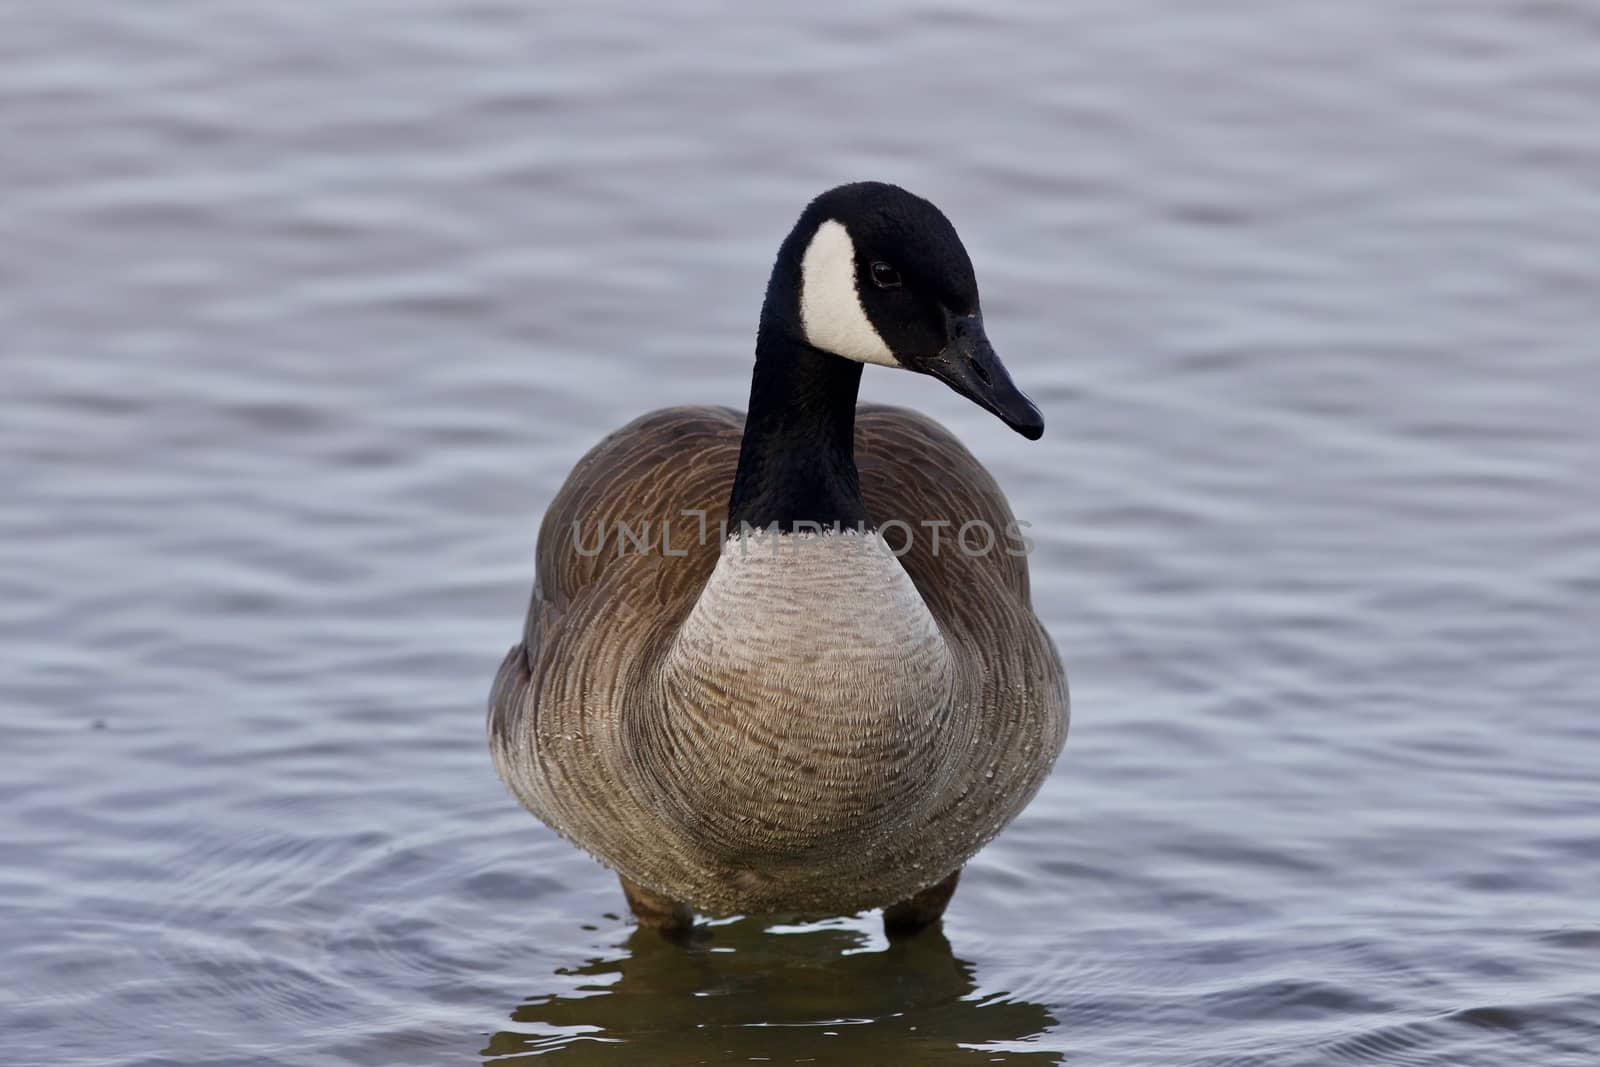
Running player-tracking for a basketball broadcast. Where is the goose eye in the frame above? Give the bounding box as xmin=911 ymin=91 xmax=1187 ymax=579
xmin=869 ymin=261 xmax=901 ymax=289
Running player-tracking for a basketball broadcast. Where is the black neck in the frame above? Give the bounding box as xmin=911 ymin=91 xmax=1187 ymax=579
xmin=727 ymin=209 xmax=875 ymax=533
xmin=726 ymin=322 xmax=870 ymax=532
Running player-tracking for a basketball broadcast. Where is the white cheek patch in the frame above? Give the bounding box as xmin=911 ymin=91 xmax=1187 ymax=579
xmin=799 ymin=219 xmax=899 ymax=368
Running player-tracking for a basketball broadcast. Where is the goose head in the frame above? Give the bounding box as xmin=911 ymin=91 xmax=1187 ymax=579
xmin=770 ymin=181 xmax=1045 ymax=440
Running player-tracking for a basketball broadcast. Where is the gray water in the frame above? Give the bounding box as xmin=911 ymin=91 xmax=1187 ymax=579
xmin=3 ymin=2 xmax=1598 ymax=1064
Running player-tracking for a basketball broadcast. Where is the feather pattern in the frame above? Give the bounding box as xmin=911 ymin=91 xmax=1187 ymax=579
xmin=489 ymin=403 xmax=1068 ymax=915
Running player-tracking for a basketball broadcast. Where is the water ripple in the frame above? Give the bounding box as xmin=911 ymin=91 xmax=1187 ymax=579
xmin=4 ymin=1 xmax=1597 ymax=1065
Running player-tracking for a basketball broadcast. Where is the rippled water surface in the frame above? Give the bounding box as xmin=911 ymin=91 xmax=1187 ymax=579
xmin=4 ymin=2 xmax=1599 ymax=1064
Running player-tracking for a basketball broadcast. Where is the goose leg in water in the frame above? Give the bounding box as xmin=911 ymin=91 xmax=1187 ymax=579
xmin=882 ymin=868 xmax=962 ymax=936
xmin=619 ymin=875 xmax=694 ymax=935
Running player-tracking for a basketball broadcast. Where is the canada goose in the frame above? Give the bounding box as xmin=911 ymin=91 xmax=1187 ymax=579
xmin=490 ymin=181 xmax=1068 ymax=935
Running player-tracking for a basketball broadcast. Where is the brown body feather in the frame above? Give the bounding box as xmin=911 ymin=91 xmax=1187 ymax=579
xmin=489 ymin=403 xmax=1068 ymax=915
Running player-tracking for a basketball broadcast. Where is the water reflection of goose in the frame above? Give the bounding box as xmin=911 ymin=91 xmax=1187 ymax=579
xmin=483 ymin=917 xmax=1063 ymax=1064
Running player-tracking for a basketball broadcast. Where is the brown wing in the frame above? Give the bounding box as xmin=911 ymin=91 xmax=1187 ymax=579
xmin=531 ymin=405 xmax=745 ymax=617
xmin=490 ymin=405 xmax=746 ymax=830
xmin=856 ymin=403 xmax=1033 ymax=611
